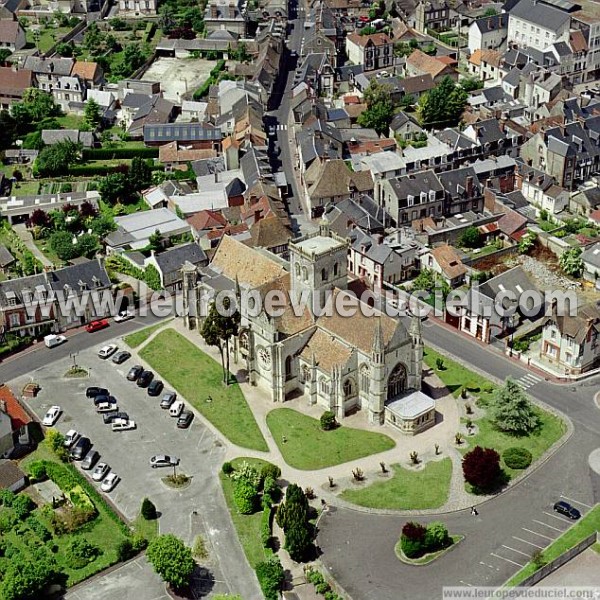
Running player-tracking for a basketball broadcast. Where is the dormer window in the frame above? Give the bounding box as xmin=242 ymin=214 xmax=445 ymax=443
xmin=22 ymin=289 xmax=33 ymax=303
xmin=92 ymin=275 xmax=101 ymax=287
xmin=64 ymin=284 xmax=72 ymax=296
xmin=78 ymin=279 xmax=88 ymax=291
xmin=6 ymin=291 xmax=16 ymax=307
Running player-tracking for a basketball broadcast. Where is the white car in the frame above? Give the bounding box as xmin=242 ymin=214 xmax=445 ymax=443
xmin=92 ymin=462 xmax=110 ymax=481
xmin=96 ymin=401 xmax=118 ymax=413
xmin=111 ymin=419 xmax=136 ymax=432
xmin=100 ymin=472 xmax=120 ymax=492
xmin=98 ymin=344 xmax=118 ymax=359
xmin=63 ymin=429 xmax=80 ymax=448
xmin=44 ymin=334 xmax=67 ymax=348
xmin=114 ymin=310 xmax=134 ymax=323
xmin=42 ymin=406 xmax=61 ymax=426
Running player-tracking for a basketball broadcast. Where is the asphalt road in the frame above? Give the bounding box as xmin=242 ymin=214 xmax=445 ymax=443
xmin=318 ymin=317 xmax=600 ymax=599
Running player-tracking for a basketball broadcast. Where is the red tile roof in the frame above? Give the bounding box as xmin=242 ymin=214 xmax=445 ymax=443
xmin=187 ymin=209 xmax=228 ymax=231
xmin=0 ymin=385 xmax=31 ymax=430
xmin=0 ymin=67 xmax=33 ymax=97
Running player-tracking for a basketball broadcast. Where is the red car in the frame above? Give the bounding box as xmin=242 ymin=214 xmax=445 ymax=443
xmin=359 ymin=15 xmax=370 ymax=22
xmin=86 ymin=319 xmax=109 ymax=333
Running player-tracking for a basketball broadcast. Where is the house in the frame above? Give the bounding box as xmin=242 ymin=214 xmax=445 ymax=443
xmin=468 ymin=13 xmax=509 ymax=54
xmin=0 ymin=20 xmax=25 ymax=52
xmin=405 ymin=49 xmax=458 ymax=82
xmin=41 ymin=129 xmax=94 ymax=148
xmin=0 ymin=413 xmax=13 ymax=459
xmin=22 ymin=57 xmax=75 ymax=93
xmin=540 ymin=302 xmax=600 ymax=374
xmin=375 ymin=170 xmax=444 ymax=226
xmin=507 ymin=0 xmax=572 ymax=52
xmin=389 ymin=111 xmax=424 ymax=141
xmin=125 ymin=96 xmax=176 ymax=139
xmin=71 ymin=61 xmax=104 ymax=88
xmin=0 ymin=461 xmax=26 ymax=491
xmin=0 ymin=245 xmax=15 ymax=275
xmin=105 ymin=208 xmax=192 ymax=251
xmin=304 ymin=159 xmax=374 ymax=218
xmin=437 ymin=166 xmax=484 ymax=216
xmin=581 ymin=242 xmax=600 ymax=283
xmin=145 ymin=243 xmax=208 ymax=292
xmin=118 ymin=0 xmax=157 ymax=16
xmin=187 ymin=209 xmax=228 ymax=241
xmin=468 ymin=49 xmax=502 ymax=82
xmin=249 ymin=215 xmax=292 ymax=258
xmin=413 ymin=0 xmax=451 ymax=33
xmin=398 ymin=74 xmax=436 ymax=100
xmin=345 ymin=32 xmax=394 ymax=71
xmin=421 ymin=244 xmax=466 ymax=287
xmin=570 ymin=185 xmax=600 ymax=217
xmin=0 ymin=0 xmax=25 ymax=20
xmin=204 ymin=0 xmax=247 ymax=35
xmin=324 ymin=195 xmax=391 ymax=236
xmin=0 ymin=259 xmax=111 ymax=335
xmin=52 ymin=75 xmax=86 ymax=113
xmin=0 ymin=384 xmax=32 ymax=450
xmin=459 ymin=266 xmax=542 ymax=343
xmin=520 ymin=169 xmax=569 ymax=214
xmin=0 ymin=66 xmax=32 ymax=111
xmin=181 ymin=101 xmax=208 ymax=122
xmin=143 ymin=123 xmax=223 ymax=150
xmin=158 ymin=142 xmax=217 ymax=171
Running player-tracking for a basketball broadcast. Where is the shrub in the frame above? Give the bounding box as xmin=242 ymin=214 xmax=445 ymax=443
xmin=263 ymin=476 xmax=281 ymax=504
xmin=0 ymin=490 xmax=16 ymax=507
xmin=401 ymin=535 xmax=424 ymax=558
xmin=255 ymin=557 xmax=285 ymax=600
xmin=132 ymin=534 xmax=148 ymax=552
xmin=233 ymin=479 xmax=259 ymax=515
xmin=0 ymin=510 xmax=19 ymax=533
xmin=400 ymin=521 xmax=427 ymax=558
xmin=26 ymin=516 xmax=51 ymax=543
xmin=462 ymin=446 xmax=502 ymax=491
xmin=116 ymin=539 xmax=135 ymax=561
xmin=260 ymin=463 xmax=281 ymax=481
xmin=141 ymin=498 xmax=157 ymax=520
xmin=66 ymin=536 xmax=101 ymax=569
xmin=192 ymin=535 xmax=208 ymax=560
xmin=261 ymin=505 xmax=272 ymax=549
xmin=320 ymin=410 xmax=337 ymax=431
xmin=503 ymin=447 xmax=533 ymax=470
xmin=27 ymin=461 xmax=47 ymax=481
xmin=12 ymin=495 xmax=35 ymax=520
xmin=221 ymin=462 xmax=234 ymax=475
xmin=424 ymin=522 xmax=450 ymax=551
xmin=45 ymin=429 xmax=65 ymax=454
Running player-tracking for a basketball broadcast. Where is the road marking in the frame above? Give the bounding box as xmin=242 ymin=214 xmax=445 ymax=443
xmin=560 ymin=495 xmax=593 ymax=509
xmin=522 ymin=528 xmax=554 ymax=541
xmin=491 ymin=553 xmax=525 ymax=568
xmin=532 ymin=519 xmax=564 ymax=532
xmin=512 ymin=536 xmax=545 ymax=549
xmin=543 ymin=510 xmax=572 ymax=523
xmin=479 ymin=561 xmax=500 ymax=571
xmin=501 ymin=544 xmax=530 ymax=557
xmin=459 ymin=581 xmax=473 ymax=587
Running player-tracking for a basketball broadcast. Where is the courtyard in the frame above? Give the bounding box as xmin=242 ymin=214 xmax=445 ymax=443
xmin=141 ymin=57 xmax=218 ymax=102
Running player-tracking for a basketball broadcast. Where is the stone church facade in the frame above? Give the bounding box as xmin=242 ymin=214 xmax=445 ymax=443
xmin=182 ymin=221 xmax=428 ymax=428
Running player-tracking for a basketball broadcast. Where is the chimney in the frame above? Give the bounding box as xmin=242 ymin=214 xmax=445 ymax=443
xmin=466 ymin=176 xmax=474 ymax=196
xmin=488 ymin=18 xmax=493 ymax=29
xmin=254 ymin=209 xmax=261 ymax=224
xmin=485 ymin=178 xmax=492 ymax=188
xmin=377 ymin=234 xmax=383 ymax=245
xmin=228 ymin=2 xmax=236 ymax=18
xmin=0 ymin=400 xmax=5 ymax=413
xmin=210 ymin=2 xmax=218 ymax=17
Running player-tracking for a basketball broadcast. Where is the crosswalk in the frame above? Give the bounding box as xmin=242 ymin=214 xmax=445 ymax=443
xmin=515 ymin=373 xmax=542 ymax=390
xmin=275 ymin=124 xmax=287 ymax=131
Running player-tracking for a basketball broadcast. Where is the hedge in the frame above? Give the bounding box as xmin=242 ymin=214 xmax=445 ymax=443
xmin=260 ymin=505 xmax=273 ymax=550
xmin=68 ymin=163 xmax=163 ymax=177
xmin=82 ymin=147 xmax=159 ymax=160
xmin=503 ymin=447 xmax=533 ymax=470
xmin=193 ymin=59 xmax=226 ymax=100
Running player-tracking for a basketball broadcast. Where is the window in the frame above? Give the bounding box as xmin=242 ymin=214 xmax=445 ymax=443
xmin=319 ymin=377 xmax=329 ymax=395
xmin=321 ymin=268 xmax=328 ymax=281
xmin=360 ymin=364 xmax=370 ymax=391
xmin=333 ymin=263 xmax=339 ymax=277
xmin=285 ymin=356 xmax=292 ymax=380
xmin=343 ymin=378 xmax=355 ymax=398
xmin=300 ymin=365 xmax=311 ymax=383
xmin=295 ymin=263 xmax=300 ymax=276
xmin=302 ymin=267 xmax=308 ymax=282
xmin=9 ymin=313 xmax=19 ymax=327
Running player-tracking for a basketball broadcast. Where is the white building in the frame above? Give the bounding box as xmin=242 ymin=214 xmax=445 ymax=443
xmin=468 ymin=13 xmax=508 ymax=55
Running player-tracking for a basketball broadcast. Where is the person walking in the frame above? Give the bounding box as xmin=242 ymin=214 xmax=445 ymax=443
xmin=471 ymin=506 xmax=479 ymax=516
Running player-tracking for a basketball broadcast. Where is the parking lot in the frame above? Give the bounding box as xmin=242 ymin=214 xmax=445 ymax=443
xmin=458 ymin=495 xmax=593 ymax=588
xmin=14 ymin=338 xmax=263 ymax=600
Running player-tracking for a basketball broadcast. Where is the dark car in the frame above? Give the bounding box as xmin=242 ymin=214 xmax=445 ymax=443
xmin=160 ymin=391 xmax=177 ymax=409
xmin=127 ymin=365 xmax=144 ymax=381
xmin=86 ymin=386 xmax=109 ymax=398
xmin=81 ymin=450 xmax=100 ymax=470
xmin=553 ymin=501 xmax=581 ymax=520
xmin=93 ymin=394 xmax=117 ymax=407
xmin=70 ymin=437 xmax=92 ymax=461
xmin=136 ymin=370 xmax=154 ymax=388
xmin=112 ymin=351 xmax=131 ymax=364
xmin=103 ymin=411 xmax=129 ymax=425
xmin=147 ymin=380 xmax=164 ymax=397
xmin=177 ymin=410 xmax=194 ymax=429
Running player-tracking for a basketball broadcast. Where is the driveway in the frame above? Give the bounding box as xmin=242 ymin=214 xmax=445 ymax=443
xmin=16 ymin=340 xmax=262 ymax=600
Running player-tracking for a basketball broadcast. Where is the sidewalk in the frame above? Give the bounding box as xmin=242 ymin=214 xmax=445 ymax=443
xmin=12 ymin=223 xmax=53 ymax=268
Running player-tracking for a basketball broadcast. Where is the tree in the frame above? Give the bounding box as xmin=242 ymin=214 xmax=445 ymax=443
xmin=255 ymin=557 xmax=285 ymax=600
xmin=146 ymin=534 xmax=195 ymax=590
xmin=129 ymin=156 xmax=153 ymax=192
xmin=424 ymin=521 xmax=450 ymax=550
xmin=28 ymin=208 xmax=51 ymax=230
xmin=36 ymin=140 xmax=81 ymax=177
xmin=461 ymin=77 xmax=484 ymax=92
xmin=168 ymin=26 xmax=196 ymax=39
xmin=83 ymin=98 xmax=102 ymax=131
xmin=45 ymin=428 xmax=65 ymax=453
xmin=0 ymin=551 xmax=57 ymax=600
xmin=79 ymin=200 xmax=99 ymax=220
xmin=458 ymin=226 xmax=481 ymax=249
xmin=148 ymin=229 xmax=163 ymax=252
xmin=483 ymin=7 xmax=498 ymax=16
xmin=276 ymin=484 xmax=312 ymax=561
xmin=55 ymin=41 xmax=74 ymax=57
xmin=233 ymin=479 xmax=259 ymax=514
xmin=50 ymin=230 xmax=78 ymax=261
xmin=0 ymin=110 xmax=17 ymax=150
xmin=491 ymin=378 xmax=539 ymax=435
xmin=113 ymin=43 xmax=146 ymax=78
xmin=77 ymin=233 xmax=99 ymax=258
xmin=518 ymin=231 xmax=536 ymax=254
xmin=201 ymin=301 xmax=226 ymax=382
xmin=285 ymin=520 xmax=313 ymax=562
xmin=320 ymin=410 xmax=337 ymax=430
xmin=98 ymin=172 xmax=129 ymax=205
xmin=418 ymin=76 xmax=467 ymax=129
xmin=400 ymin=521 xmax=427 ymax=558
xmin=462 ymin=445 xmax=502 ymax=490
xmin=559 ymin=247 xmax=583 ymax=277
xmin=260 ymin=463 xmax=281 ymax=481
xmin=141 ymin=497 xmax=157 ymax=520
xmin=0 ymin=48 xmax=12 ymax=65
xmin=358 ymin=80 xmax=395 ymax=135
xmin=12 ymin=88 xmax=61 ymax=130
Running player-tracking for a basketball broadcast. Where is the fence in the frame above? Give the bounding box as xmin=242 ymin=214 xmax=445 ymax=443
xmin=44 ymin=19 xmax=87 ymax=58
xmin=461 ymin=245 xmax=519 ymax=267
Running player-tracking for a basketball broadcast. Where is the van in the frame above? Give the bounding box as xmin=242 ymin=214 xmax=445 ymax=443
xmin=44 ymin=334 xmax=67 ymax=348
xmin=169 ymin=401 xmax=184 ymax=418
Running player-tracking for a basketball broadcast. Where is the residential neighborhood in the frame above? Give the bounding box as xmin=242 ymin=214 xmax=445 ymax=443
xmin=0 ymin=0 xmax=599 ymax=597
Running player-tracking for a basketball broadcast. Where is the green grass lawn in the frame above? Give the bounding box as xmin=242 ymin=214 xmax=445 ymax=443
xmin=124 ymin=320 xmax=172 ymax=348
xmin=56 ymin=114 xmax=85 ymax=130
xmin=266 ymin=408 xmax=395 ymax=470
xmin=424 ymin=347 xmax=566 ymax=481
xmin=140 ymin=329 xmax=268 ymax=451
xmin=506 ymin=504 xmax=600 ymax=586
xmin=132 ymin=514 xmax=158 ymax=542
xmin=219 ymin=457 xmax=274 ymax=568
xmin=341 ymin=458 xmax=452 ymax=510
xmin=11 ymin=181 xmax=41 ymax=197
xmin=34 ymin=238 xmax=64 ymax=267
xmin=19 ymin=444 xmax=129 ymax=586
xmin=26 ymin=27 xmax=72 ymax=52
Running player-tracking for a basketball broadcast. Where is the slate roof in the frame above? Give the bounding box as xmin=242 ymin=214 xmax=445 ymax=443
xmin=143 ymin=123 xmax=222 ymax=143
xmin=324 ymin=195 xmax=390 ymax=234
xmin=581 ymin=242 xmax=600 ymax=269
xmin=153 ymin=243 xmax=207 ymax=275
xmin=348 ymin=228 xmax=394 ymax=264
xmin=438 ymin=166 xmax=482 ymax=197
xmin=45 ymin=259 xmax=111 ymax=293
xmin=0 ymin=461 xmax=25 ymax=490
xmin=0 ymin=245 xmax=15 ymax=268
xmin=0 ymin=20 xmax=21 ymax=43
xmin=546 ymin=303 xmax=600 ymax=344
xmin=479 ymin=265 xmax=540 ymax=301
xmin=23 ymin=56 xmax=74 ymax=76
xmin=389 ymin=170 xmax=443 ymax=200
xmin=191 ymin=156 xmax=226 ymax=177
xmin=41 ymin=129 xmax=94 ymax=148
xmin=472 ymin=13 xmax=508 ymax=33
xmin=509 ymin=0 xmax=571 ymax=31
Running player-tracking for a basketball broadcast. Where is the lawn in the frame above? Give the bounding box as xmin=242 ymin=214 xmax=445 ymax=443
xmin=219 ymin=457 xmax=275 ymax=568
xmin=423 ymin=347 xmax=566 ymax=480
xmin=132 ymin=513 xmax=158 ymax=542
xmin=266 ymin=408 xmax=395 ymax=470
xmin=18 ymin=443 xmax=130 ymax=586
xmin=56 ymin=114 xmax=85 ymax=130
xmin=11 ymin=181 xmax=41 ymax=197
xmin=26 ymin=26 xmax=72 ymax=52
xmin=341 ymin=458 xmax=452 ymax=510
xmin=124 ymin=319 xmax=172 ymax=348
xmin=140 ymin=329 xmax=268 ymax=451
xmin=506 ymin=504 xmax=600 ymax=586
xmin=34 ymin=239 xmax=64 ymax=267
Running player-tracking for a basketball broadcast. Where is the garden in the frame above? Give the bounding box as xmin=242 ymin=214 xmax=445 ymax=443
xmin=140 ymin=329 xmax=268 ymax=451
xmin=266 ymin=408 xmax=395 ymax=470
xmin=396 ymin=520 xmax=460 ymax=565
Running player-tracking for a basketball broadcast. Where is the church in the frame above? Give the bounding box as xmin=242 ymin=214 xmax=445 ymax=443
xmin=182 ymin=220 xmax=435 ymax=433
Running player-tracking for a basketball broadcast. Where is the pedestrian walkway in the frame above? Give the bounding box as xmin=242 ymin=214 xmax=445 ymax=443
xmin=514 ymin=373 xmax=543 ymax=390
xmin=12 ymin=223 xmax=53 ymax=267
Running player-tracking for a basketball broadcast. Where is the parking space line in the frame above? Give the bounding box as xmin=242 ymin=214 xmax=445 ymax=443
xmin=543 ymin=511 xmax=572 ymax=523
xmin=532 ymin=519 xmax=563 ymax=532
xmin=459 ymin=581 xmax=473 ymax=587
xmin=501 ymin=545 xmax=530 ymax=558
xmin=522 ymin=528 xmax=554 ymax=541
xmin=480 ymin=561 xmax=500 ymax=571
xmin=560 ymin=495 xmax=593 ymax=509
xmin=491 ymin=553 xmax=525 ymax=568
xmin=512 ymin=536 xmax=545 ymax=549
